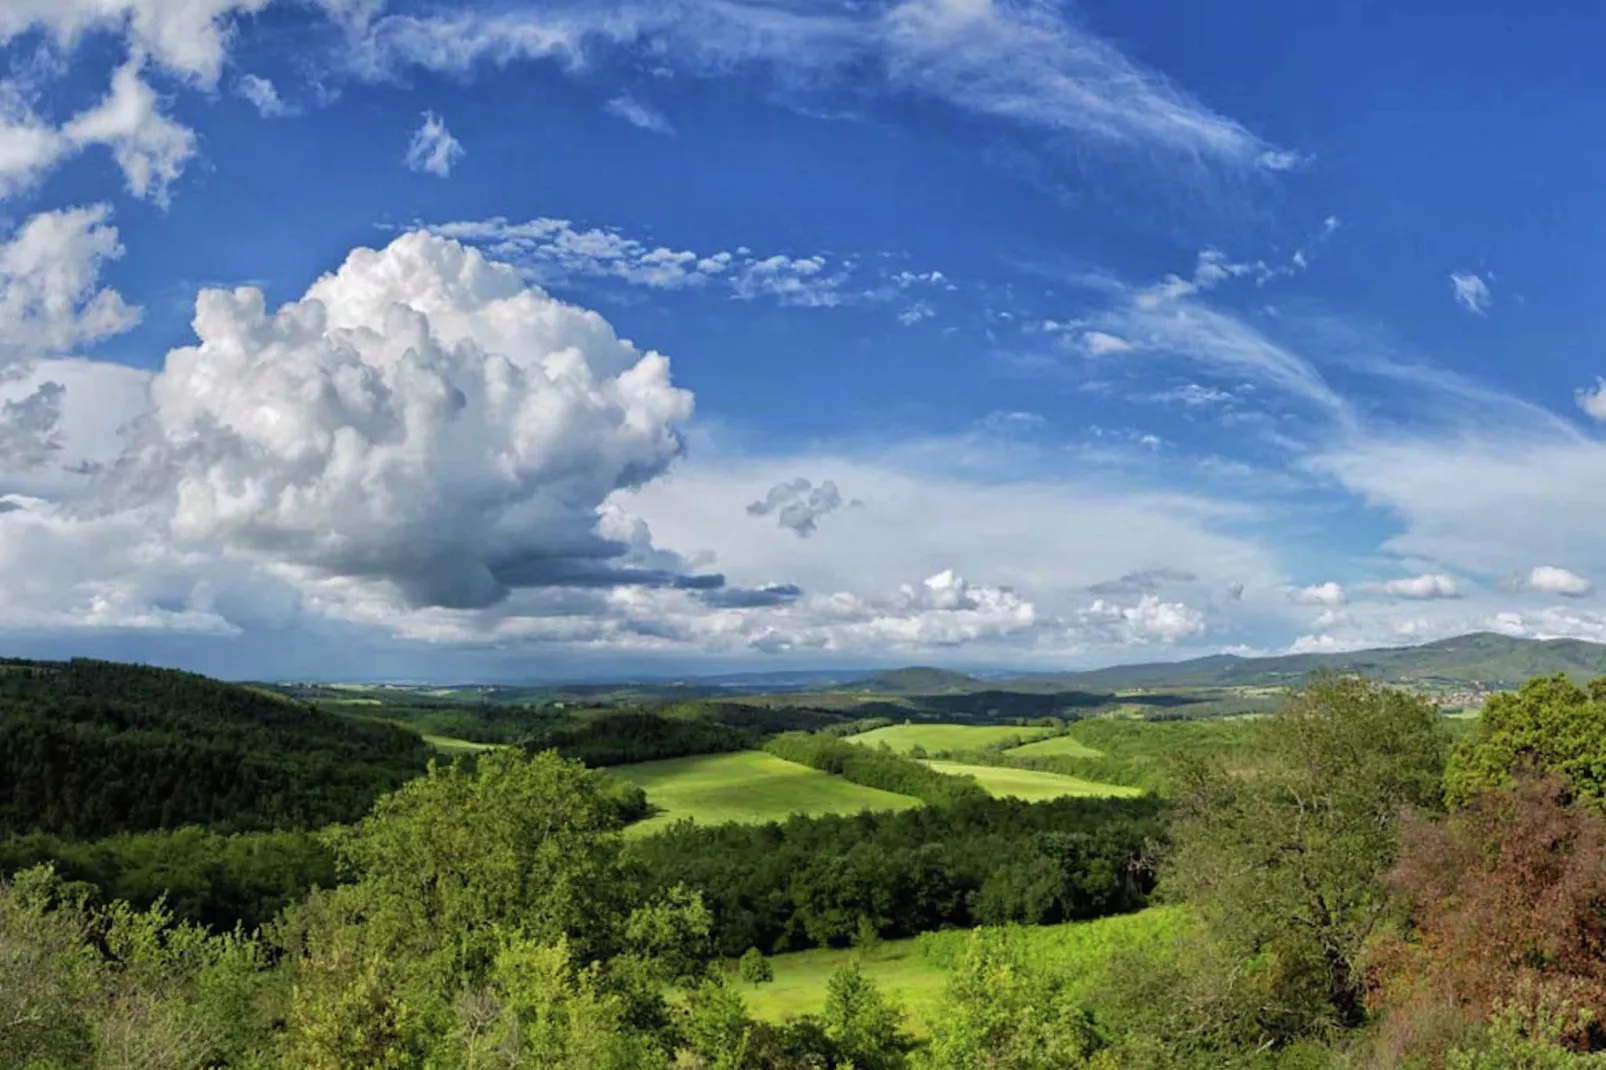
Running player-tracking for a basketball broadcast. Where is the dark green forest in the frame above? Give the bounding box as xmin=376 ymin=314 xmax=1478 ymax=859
xmin=0 ymin=659 xmax=430 ymax=837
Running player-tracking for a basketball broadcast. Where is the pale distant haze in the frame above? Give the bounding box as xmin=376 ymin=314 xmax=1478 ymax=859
xmin=4 ymin=0 xmax=1606 ymax=680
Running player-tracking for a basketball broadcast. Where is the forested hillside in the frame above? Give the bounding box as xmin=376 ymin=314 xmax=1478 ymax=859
xmin=0 ymin=658 xmax=431 ymax=836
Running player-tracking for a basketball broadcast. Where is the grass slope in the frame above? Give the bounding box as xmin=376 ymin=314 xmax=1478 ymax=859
xmin=919 ymin=760 xmax=1141 ymax=800
xmin=421 ymin=734 xmax=501 ymax=756
xmin=1006 ymin=735 xmax=1106 ymax=759
xmin=846 ymin=723 xmax=1055 ymax=754
xmin=734 ymin=907 xmax=1187 ymax=1034
xmin=611 ymin=751 xmax=922 ymax=835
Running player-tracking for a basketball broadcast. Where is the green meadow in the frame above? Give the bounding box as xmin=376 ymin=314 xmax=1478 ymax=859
xmin=918 ymin=759 xmax=1142 ymax=800
xmin=733 ymin=907 xmax=1189 ymax=1034
xmin=611 ymin=750 xmax=923 ymax=835
xmin=845 ymin=722 xmax=1056 ymax=754
xmin=1005 ymin=733 xmax=1107 ymax=759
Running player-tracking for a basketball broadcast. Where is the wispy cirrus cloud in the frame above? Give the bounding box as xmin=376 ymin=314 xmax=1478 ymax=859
xmin=346 ymin=0 xmax=1295 ymax=172
xmin=1450 ymin=271 xmax=1492 ymax=315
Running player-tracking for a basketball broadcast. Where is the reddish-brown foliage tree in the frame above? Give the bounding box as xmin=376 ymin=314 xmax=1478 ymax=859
xmin=1370 ymin=774 xmax=1606 ymax=1061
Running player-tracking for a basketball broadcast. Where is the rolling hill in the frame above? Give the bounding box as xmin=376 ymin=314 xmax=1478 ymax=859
xmin=0 ymin=657 xmax=432 ymax=837
xmin=1006 ymin=632 xmax=1606 ymax=691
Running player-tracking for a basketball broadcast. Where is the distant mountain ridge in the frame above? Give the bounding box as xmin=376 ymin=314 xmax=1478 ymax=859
xmin=1002 ymin=632 xmax=1606 ymax=691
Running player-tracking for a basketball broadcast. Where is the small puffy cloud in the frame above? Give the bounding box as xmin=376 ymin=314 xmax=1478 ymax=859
xmin=1288 ymin=632 xmax=1374 ymax=655
xmin=897 ymin=301 xmax=934 ymax=325
xmin=1528 ymin=565 xmax=1592 ymax=598
xmin=731 ymin=255 xmax=845 ymax=307
xmin=604 ymin=94 xmax=673 ymax=134
xmin=1149 ymin=383 xmax=1233 ymax=407
xmin=115 ymin=230 xmax=698 ymax=612
xmin=429 ymin=217 xmax=888 ymax=310
xmin=0 ymin=205 xmax=141 ymax=368
xmin=1450 ymin=271 xmax=1492 ymax=316
xmin=62 ymin=59 xmax=198 ymax=206
xmin=1575 ymin=379 xmax=1606 ymax=422
xmin=404 ymin=110 xmax=464 ymax=177
xmin=0 ymin=82 xmax=71 ymax=199
xmin=236 ymin=74 xmax=291 ymax=117
xmin=1077 ymin=594 xmax=1206 ymax=644
xmin=1289 ymin=581 xmax=1347 ymax=606
xmin=746 ymin=477 xmax=847 ymax=537
xmin=1379 ymin=573 xmax=1461 ymax=600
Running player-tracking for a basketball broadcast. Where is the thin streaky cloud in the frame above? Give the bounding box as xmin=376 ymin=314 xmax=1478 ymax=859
xmin=350 ymin=0 xmax=1296 ymax=171
xmin=604 ymin=94 xmax=674 ymax=134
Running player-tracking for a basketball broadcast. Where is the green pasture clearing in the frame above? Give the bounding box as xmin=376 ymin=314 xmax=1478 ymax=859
xmin=845 ymin=722 xmax=1056 ymax=754
xmin=612 ymin=751 xmax=923 ymax=836
xmin=919 ymin=759 xmax=1141 ymax=800
xmin=422 ymin=734 xmax=501 ymax=756
xmin=734 ymin=907 xmax=1188 ymax=1034
xmin=1006 ymin=734 xmax=1106 ymax=759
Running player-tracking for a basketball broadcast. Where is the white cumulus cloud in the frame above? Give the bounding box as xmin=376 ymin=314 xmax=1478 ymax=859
xmin=1379 ymin=573 xmax=1461 ymax=600
xmin=1528 ymin=565 xmax=1592 ymax=598
xmin=1289 ymin=581 xmax=1347 ymax=606
xmin=114 ymin=230 xmax=697 ymax=612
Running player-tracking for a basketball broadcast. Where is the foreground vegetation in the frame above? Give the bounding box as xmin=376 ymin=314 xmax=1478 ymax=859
xmin=15 ymin=654 xmax=1606 ymax=1065
xmin=732 ymin=907 xmax=1190 ymax=1034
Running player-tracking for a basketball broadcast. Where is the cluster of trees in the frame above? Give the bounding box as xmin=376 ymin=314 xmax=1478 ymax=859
xmin=630 ymin=794 xmax=1164 ymax=955
xmin=0 ymin=826 xmax=336 ymax=933
xmin=523 ymin=709 xmax=755 ymax=766
xmin=0 ymin=659 xmax=430 ymax=836
xmin=762 ymin=732 xmax=990 ymax=806
xmin=1030 ymin=672 xmax=1606 ymax=1067
xmin=0 ymin=750 xmax=929 ymax=1068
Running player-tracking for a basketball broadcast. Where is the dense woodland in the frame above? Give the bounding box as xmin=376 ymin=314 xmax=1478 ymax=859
xmin=631 ymin=794 xmax=1163 ymax=956
xmin=10 ymin=659 xmax=1606 ymax=1064
xmin=0 ymin=659 xmax=430 ymax=837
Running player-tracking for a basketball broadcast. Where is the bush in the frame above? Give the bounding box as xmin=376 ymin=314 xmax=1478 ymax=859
xmin=737 ymin=947 xmax=773 ymax=985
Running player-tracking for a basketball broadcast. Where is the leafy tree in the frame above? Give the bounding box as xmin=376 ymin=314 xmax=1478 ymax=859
xmin=1164 ymin=674 xmax=1447 ymax=1042
xmin=1445 ymin=994 xmax=1606 ymax=1069
xmin=1446 ymin=674 xmax=1606 ymax=805
xmin=0 ymin=864 xmax=278 ymax=1069
xmin=822 ymin=964 xmax=911 ymax=1070
xmin=738 ymin=948 xmax=773 ymax=985
xmin=1372 ymin=775 xmax=1606 ymax=1060
xmin=274 ymin=749 xmax=713 ymax=1067
xmin=919 ymin=928 xmax=1101 ymax=1069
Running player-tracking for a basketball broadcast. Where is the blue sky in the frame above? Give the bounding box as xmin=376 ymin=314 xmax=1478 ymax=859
xmin=5 ymin=0 xmax=1606 ymax=681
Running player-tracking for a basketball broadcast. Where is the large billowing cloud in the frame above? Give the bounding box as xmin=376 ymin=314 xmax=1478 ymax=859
xmin=114 ymin=231 xmax=698 ymax=611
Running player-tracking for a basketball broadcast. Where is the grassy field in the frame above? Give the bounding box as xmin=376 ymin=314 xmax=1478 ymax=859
xmin=734 ymin=907 xmax=1188 ymax=1034
xmin=845 ymin=723 xmax=1056 ymax=754
xmin=919 ymin=760 xmax=1141 ymax=800
xmin=1006 ymin=734 xmax=1106 ymax=759
xmin=611 ymin=751 xmax=923 ymax=835
xmin=422 ymin=733 xmax=501 ymax=756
